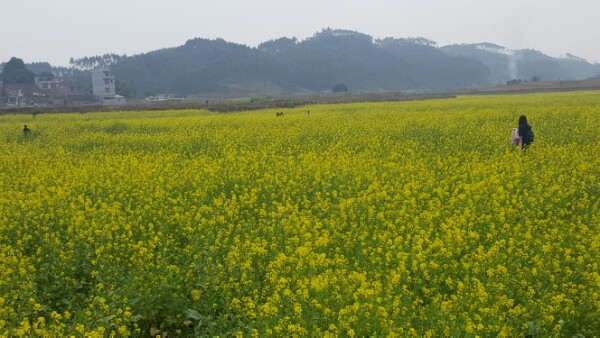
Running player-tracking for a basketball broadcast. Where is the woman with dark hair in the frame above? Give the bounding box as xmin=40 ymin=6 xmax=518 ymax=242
xmin=517 ymin=115 xmax=534 ymax=151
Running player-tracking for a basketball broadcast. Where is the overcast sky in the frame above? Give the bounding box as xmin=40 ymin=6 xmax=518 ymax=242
xmin=1 ymin=0 xmax=598 ymax=67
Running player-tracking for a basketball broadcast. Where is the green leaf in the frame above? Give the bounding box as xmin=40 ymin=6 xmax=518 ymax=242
xmin=184 ymin=308 xmax=203 ymax=321
xmin=130 ymin=314 xmax=143 ymax=322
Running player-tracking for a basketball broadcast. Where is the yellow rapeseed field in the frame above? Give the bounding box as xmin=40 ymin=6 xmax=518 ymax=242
xmin=1 ymin=91 xmax=599 ymax=336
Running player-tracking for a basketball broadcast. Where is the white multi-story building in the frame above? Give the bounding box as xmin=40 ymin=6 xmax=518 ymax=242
xmin=92 ymin=69 xmax=125 ymax=105
xmin=92 ymin=69 xmax=114 ymax=98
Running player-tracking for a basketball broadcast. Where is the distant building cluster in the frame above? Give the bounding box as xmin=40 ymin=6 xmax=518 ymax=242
xmin=0 ymin=69 xmax=125 ymax=107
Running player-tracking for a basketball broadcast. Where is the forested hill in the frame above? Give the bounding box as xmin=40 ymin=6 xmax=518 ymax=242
xmin=106 ymin=30 xmax=489 ymax=96
xmin=64 ymin=29 xmax=600 ymax=97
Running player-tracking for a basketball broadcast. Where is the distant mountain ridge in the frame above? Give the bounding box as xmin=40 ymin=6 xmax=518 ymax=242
xmin=13 ymin=28 xmax=600 ymax=98
xmin=441 ymin=43 xmax=599 ymax=84
xmin=105 ymin=30 xmax=492 ymax=96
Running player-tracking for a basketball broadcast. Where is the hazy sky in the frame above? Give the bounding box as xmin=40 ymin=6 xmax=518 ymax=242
xmin=1 ymin=0 xmax=598 ymax=67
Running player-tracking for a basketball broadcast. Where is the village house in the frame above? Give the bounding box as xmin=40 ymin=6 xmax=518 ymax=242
xmin=3 ymin=83 xmax=48 ymax=107
xmin=0 ymin=77 xmax=100 ymax=107
xmin=0 ymin=69 xmax=125 ymax=107
xmin=91 ymin=69 xmax=126 ymax=105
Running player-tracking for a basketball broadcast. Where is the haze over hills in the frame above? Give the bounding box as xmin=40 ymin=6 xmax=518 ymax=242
xmin=5 ymin=29 xmax=600 ymax=98
xmin=441 ymin=43 xmax=600 ymax=85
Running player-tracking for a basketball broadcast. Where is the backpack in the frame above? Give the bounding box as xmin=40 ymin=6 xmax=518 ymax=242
xmin=523 ymin=126 xmax=534 ymax=144
xmin=528 ymin=129 xmax=534 ymax=144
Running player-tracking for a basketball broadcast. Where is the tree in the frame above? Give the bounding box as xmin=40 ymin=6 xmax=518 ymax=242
xmin=115 ymin=80 xmax=137 ymax=98
xmin=69 ymin=54 xmax=126 ymax=71
xmin=332 ymin=83 xmax=349 ymax=93
xmin=1 ymin=57 xmax=35 ymax=84
xmin=37 ymin=71 xmax=55 ymax=79
xmin=258 ymin=37 xmax=298 ymax=54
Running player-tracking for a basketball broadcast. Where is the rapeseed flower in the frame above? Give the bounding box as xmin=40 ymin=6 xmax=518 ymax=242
xmin=0 ymin=93 xmax=598 ymax=335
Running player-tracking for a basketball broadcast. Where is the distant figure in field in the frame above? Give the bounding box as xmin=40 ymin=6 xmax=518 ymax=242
xmin=23 ymin=125 xmax=31 ymax=137
xmin=514 ymin=115 xmax=534 ymax=151
xmin=276 ymin=111 xmax=284 ymax=117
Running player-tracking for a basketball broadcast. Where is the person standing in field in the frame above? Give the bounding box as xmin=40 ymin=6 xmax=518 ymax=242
xmin=516 ymin=115 xmax=534 ymax=151
xmin=23 ymin=125 xmax=31 ymax=137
